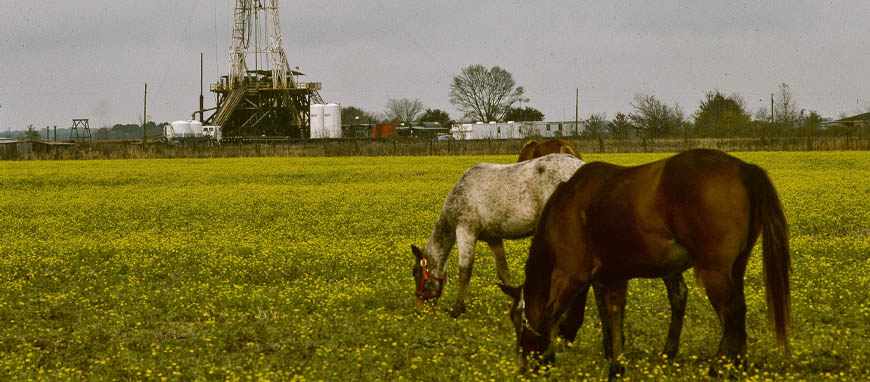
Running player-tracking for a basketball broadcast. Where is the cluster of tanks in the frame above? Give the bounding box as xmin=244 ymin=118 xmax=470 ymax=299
xmin=164 ymin=120 xmax=222 ymax=143
xmin=309 ymin=103 xmax=342 ymax=139
xmin=165 ymin=103 xmax=340 ymax=142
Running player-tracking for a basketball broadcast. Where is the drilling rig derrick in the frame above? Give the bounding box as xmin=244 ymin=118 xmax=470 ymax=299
xmin=206 ymin=0 xmax=323 ymax=139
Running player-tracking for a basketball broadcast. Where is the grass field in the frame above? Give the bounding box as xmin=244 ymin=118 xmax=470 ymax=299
xmin=1 ymin=152 xmax=868 ymax=381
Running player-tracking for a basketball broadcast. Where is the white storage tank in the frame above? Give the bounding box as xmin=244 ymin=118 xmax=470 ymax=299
xmin=171 ymin=120 xmax=191 ymax=138
xmin=189 ymin=120 xmax=203 ymax=137
xmin=324 ymin=103 xmax=341 ymax=138
xmin=310 ymin=104 xmax=325 ymax=138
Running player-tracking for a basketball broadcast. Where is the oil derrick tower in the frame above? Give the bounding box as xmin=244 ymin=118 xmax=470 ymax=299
xmin=206 ymin=0 xmax=323 ymax=139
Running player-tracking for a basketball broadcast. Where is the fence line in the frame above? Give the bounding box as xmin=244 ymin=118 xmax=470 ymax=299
xmin=2 ymin=136 xmax=869 ymax=161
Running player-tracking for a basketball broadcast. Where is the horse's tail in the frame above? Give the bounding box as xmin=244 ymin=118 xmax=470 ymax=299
xmin=518 ymin=140 xmax=538 ymax=162
xmin=741 ymin=162 xmax=791 ymax=353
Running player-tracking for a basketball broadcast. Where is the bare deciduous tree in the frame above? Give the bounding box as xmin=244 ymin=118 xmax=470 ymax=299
xmin=583 ymin=113 xmax=607 ymax=152
xmin=384 ymin=98 xmax=424 ymax=124
xmin=24 ymin=124 xmax=41 ymax=141
xmin=754 ymin=107 xmax=771 ymax=122
xmin=449 ymin=64 xmax=528 ymax=122
xmin=628 ymin=94 xmax=684 ymax=141
xmin=609 ymin=112 xmax=633 ymax=139
xmin=774 ymin=83 xmax=799 ymax=124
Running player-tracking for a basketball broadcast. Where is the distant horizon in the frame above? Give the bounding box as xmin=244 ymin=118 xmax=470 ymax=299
xmin=2 ymin=1 xmax=868 ymax=132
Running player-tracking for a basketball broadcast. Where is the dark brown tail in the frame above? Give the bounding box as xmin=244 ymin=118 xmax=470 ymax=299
xmin=741 ymin=163 xmax=791 ymax=352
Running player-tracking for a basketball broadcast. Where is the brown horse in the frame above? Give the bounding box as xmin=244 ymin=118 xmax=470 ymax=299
xmin=518 ymin=139 xmax=582 ymax=162
xmin=500 ymin=149 xmax=790 ymax=379
xmin=520 ymin=140 xmax=689 ymax=360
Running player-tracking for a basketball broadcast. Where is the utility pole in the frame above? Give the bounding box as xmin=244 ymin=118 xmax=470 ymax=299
xmin=53 ymin=126 xmax=56 ymax=141
xmin=575 ymin=88 xmax=579 ymax=136
xmin=200 ymin=53 xmax=204 ymax=122
xmin=770 ymin=93 xmax=774 ymax=124
xmin=143 ymin=83 xmax=148 ymax=144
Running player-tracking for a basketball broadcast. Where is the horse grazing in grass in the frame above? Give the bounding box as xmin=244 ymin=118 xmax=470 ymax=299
xmin=518 ymin=139 xmax=582 ymax=162
xmin=412 ymin=154 xmax=584 ymax=317
xmin=523 ymin=142 xmax=690 ymax=359
xmin=500 ymin=149 xmax=790 ymax=380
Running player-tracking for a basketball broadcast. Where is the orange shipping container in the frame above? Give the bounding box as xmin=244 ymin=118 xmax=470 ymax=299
xmin=373 ymin=124 xmax=397 ymax=137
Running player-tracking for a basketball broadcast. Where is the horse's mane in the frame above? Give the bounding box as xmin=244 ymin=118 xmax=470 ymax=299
xmin=523 ymin=161 xmax=620 ymax=302
xmin=522 ymin=173 xmax=574 ymax=303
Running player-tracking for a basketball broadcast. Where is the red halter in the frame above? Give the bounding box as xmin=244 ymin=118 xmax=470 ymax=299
xmin=415 ymin=256 xmax=446 ymax=301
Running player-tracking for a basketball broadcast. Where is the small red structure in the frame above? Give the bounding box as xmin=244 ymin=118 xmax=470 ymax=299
xmin=372 ymin=124 xmax=397 ymax=137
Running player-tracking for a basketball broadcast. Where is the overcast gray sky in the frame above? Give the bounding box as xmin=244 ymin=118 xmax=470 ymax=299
xmin=1 ymin=0 xmax=868 ymax=131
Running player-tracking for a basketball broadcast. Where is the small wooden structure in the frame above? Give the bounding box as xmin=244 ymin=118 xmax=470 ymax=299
xmin=69 ymin=119 xmax=92 ymax=142
xmin=0 ymin=140 xmax=73 ymax=160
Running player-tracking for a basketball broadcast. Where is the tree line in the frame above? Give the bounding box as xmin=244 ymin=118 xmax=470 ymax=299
xmin=6 ymin=65 xmax=866 ymax=141
xmin=345 ymin=65 xmax=868 ymax=140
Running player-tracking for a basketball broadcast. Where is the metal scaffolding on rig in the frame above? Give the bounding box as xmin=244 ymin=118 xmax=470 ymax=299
xmin=206 ymin=0 xmax=324 ymax=139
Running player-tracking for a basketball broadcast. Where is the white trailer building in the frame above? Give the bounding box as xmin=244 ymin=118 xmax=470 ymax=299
xmin=450 ymin=121 xmax=582 ymax=140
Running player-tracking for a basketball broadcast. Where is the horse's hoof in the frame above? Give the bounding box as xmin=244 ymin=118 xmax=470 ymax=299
xmin=449 ymin=305 xmax=466 ymax=318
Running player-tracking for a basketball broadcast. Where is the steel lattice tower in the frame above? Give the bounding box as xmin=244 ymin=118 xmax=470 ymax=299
xmin=207 ymin=0 xmax=323 ymax=139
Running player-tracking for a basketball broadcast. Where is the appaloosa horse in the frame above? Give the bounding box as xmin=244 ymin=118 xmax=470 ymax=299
xmin=412 ymin=154 xmax=583 ymax=317
xmin=500 ymin=149 xmax=790 ymax=380
xmin=518 ymin=139 xmax=583 ymax=162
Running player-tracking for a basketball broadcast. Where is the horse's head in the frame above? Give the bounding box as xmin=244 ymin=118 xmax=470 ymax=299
xmin=499 ymin=283 xmax=554 ymax=373
xmin=517 ymin=140 xmax=538 ymax=162
xmin=411 ymin=245 xmax=446 ymax=310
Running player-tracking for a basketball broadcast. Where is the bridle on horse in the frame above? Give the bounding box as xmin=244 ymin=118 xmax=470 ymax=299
xmin=517 ymin=290 xmax=544 ymax=354
xmin=517 ymin=294 xmax=541 ymax=334
xmin=415 ymin=255 xmax=446 ymax=301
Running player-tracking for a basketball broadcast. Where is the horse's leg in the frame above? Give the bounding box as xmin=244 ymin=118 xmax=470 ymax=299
xmin=486 ymin=238 xmax=511 ymax=285
xmin=662 ymin=273 xmax=688 ymax=359
xmin=593 ymin=281 xmax=613 ymax=359
xmin=557 ymin=284 xmax=590 ymax=343
xmin=698 ymin=267 xmax=747 ymax=376
xmin=603 ymin=280 xmax=628 ymax=381
xmin=450 ymin=227 xmax=477 ymax=317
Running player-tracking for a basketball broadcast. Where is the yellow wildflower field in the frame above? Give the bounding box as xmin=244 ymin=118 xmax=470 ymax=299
xmin=0 ymin=152 xmax=867 ymax=381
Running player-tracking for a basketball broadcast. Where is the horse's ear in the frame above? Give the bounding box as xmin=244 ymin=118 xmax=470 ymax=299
xmin=497 ymin=283 xmax=521 ymax=301
xmin=411 ymin=245 xmax=424 ymax=261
